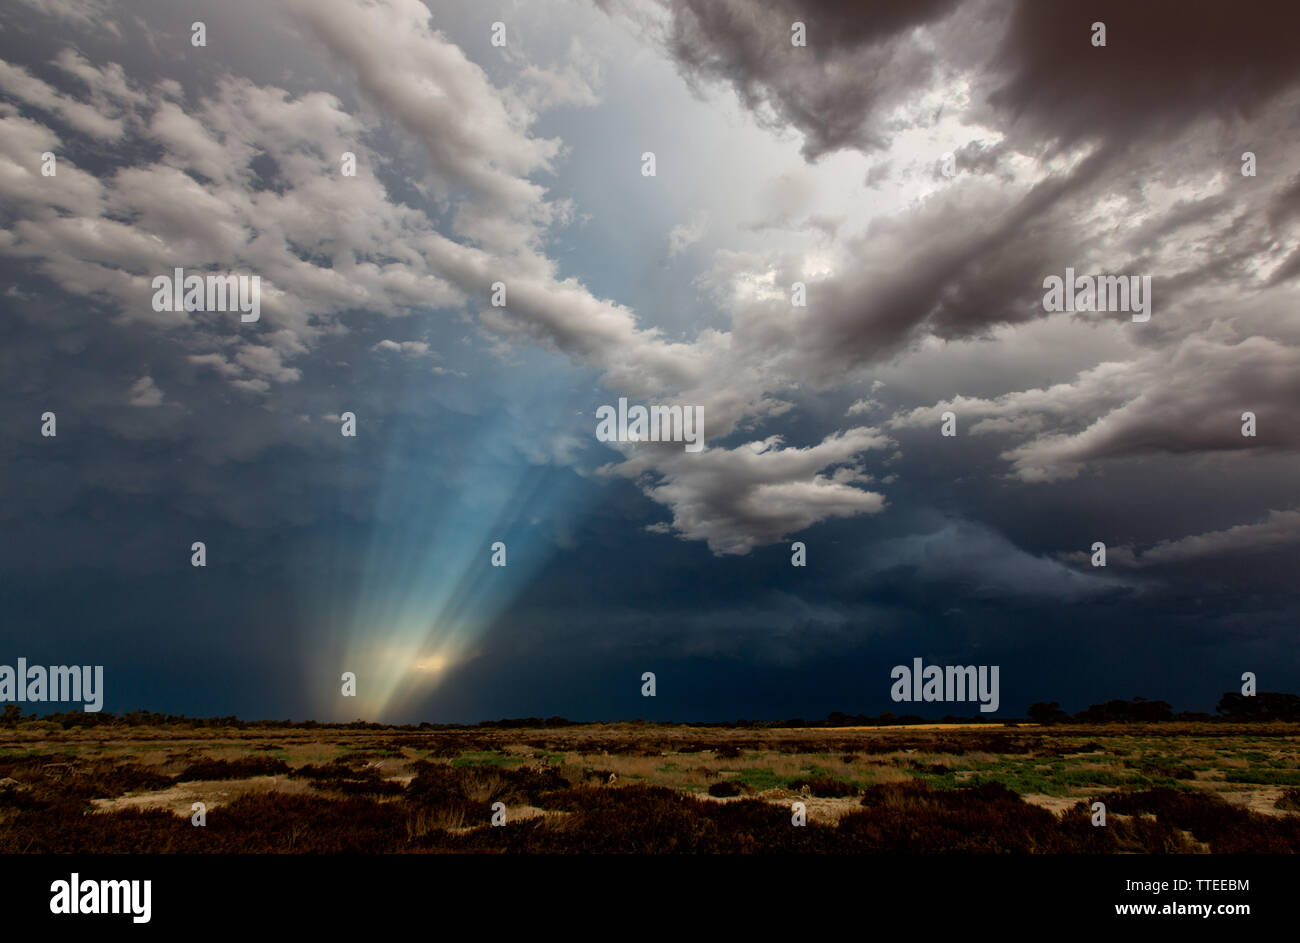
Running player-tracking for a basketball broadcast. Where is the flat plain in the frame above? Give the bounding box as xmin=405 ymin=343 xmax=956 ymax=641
xmin=3 ymin=722 xmax=1298 ymax=852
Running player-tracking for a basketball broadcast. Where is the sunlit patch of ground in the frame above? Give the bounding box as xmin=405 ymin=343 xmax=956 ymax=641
xmin=90 ymin=775 xmax=313 ymax=816
xmin=1021 ymin=794 xmax=1080 ymax=816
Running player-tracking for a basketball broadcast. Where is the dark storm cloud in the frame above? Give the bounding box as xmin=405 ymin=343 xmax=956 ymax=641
xmin=661 ymin=0 xmax=1300 ymax=161
xmin=948 ymin=138 xmax=1014 ymax=180
xmin=859 ymin=520 xmax=1136 ymax=600
xmin=1060 ymin=508 xmax=1300 ymax=569
xmin=663 ymin=0 xmax=962 ymax=158
xmin=988 ymin=0 xmax=1300 ymax=147
xmin=890 ymin=332 xmax=1300 ymax=482
xmin=721 ymin=146 xmax=1115 ymax=380
xmin=1120 ymin=192 xmax=1235 ymax=255
xmin=1266 ymin=172 xmax=1300 ymax=229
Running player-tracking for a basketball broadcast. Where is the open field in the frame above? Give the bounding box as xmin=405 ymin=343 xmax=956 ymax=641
xmin=2 ymin=722 xmax=1299 ymax=853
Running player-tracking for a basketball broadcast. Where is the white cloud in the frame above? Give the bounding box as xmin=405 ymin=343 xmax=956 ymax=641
xmin=373 ymin=339 xmax=431 ymax=357
xmin=0 ymin=59 xmax=126 ymax=139
xmin=667 ymin=210 xmax=708 ymax=256
xmin=606 ymin=427 xmax=894 ymax=555
xmin=890 ymin=334 xmax=1300 ymax=481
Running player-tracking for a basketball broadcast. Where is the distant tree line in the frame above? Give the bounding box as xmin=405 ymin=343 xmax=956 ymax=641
xmin=0 ymin=705 xmax=581 ymax=731
xmin=1 ymin=693 xmax=1297 ymax=730
xmin=1025 ymin=692 xmax=1300 ymax=725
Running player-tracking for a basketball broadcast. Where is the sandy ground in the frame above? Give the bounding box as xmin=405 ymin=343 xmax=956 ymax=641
xmin=1021 ymin=794 xmax=1083 ymax=816
xmin=698 ymin=791 xmax=865 ymax=824
xmin=91 ymin=775 xmax=312 ymax=816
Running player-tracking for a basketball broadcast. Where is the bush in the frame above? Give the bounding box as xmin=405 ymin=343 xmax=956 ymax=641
xmin=291 ymin=759 xmax=403 ymax=796
xmin=1097 ymin=787 xmax=1300 ymax=853
xmin=405 ymin=760 xmax=568 ymax=808
xmin=844 ymin=780 xmax=1071 ymax=852
xmin=176 ymin=756 xmax=290 ymax=781
xmin=466 ymin=785 xmax=720 ymax=853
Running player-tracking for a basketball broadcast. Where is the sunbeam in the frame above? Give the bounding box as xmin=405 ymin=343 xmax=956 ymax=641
xmin=303 ymin=365 xmax=592 ymax=722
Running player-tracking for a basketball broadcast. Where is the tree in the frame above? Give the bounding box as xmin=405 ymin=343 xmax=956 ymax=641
xmin=1027 ymin=701 xmax=1070 ymax=725
xmin=1217 ymin=692 xmax=1300 ymax=722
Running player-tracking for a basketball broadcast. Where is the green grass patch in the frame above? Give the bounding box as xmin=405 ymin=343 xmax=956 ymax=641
xmin=1225 ymin=769 xmax=1300 ymax=785
xmin=731 ymin=768 xmax=785 ymax=791
xmin=802 ymin=764 xmax=837 ymax=778
xmin=450 ymin=752 xmax=524 ymax=769
xmin=905 ymin=769 xmax=960 ymax=789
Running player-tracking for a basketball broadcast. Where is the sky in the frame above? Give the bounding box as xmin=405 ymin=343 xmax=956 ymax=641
xmin=0 ymin=0 xmax=1297 ymax=723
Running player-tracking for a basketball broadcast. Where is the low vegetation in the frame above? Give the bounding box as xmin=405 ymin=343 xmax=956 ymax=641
xmin=0 ymin=720 xmax=1297 ymax=852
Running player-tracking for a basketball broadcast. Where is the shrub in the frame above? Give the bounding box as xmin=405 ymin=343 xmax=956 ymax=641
xmin=176 ymin=756 xmax=290 ymax=781
xmin=844 ymin=780 xmax=1068 ymax=852
xmin=1097 ymin=787 xmax=1300 ymax=853
xmin=291 ymin=760 xmax=402 ymax=797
